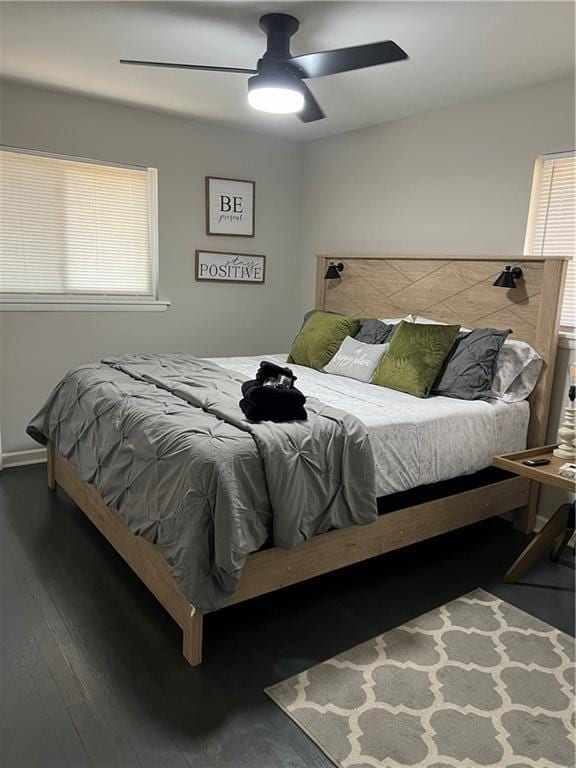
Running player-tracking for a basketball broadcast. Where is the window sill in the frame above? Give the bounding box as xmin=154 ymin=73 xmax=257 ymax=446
xmin=559 ymin=331 xmax=575 ymax=350
xmin=0 ymin=299 xmax=171 ymax=312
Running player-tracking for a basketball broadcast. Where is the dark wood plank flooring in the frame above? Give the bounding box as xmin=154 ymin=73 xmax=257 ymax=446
xmin=1 ymin=464 xmax=574 ymax=768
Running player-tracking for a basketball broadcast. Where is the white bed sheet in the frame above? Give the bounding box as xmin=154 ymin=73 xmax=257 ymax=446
xmin=208 ymin=354 xmax=530 ymax=498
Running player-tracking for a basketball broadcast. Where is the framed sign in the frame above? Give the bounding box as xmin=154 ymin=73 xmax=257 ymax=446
xmin=195 ymin=250 xmax=266 ymax=284
xmin=205 ymin=176 xmax=255 ymax=237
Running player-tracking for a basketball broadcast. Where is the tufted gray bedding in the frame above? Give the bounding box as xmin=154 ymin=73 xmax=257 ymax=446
xmin=27 ymin=353 xmax=377 ymax=611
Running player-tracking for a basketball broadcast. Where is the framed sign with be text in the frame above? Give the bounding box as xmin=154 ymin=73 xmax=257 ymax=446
xmin=205 ymin=176 xmax=255 ymax=237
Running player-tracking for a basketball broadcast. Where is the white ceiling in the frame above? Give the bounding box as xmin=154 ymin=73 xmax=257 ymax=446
xmin=1 ymin=1 xmax=574 ymax=141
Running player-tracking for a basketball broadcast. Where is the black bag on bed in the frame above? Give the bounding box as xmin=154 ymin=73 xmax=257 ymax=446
xmin=240 ymin=361 xmax=307 ymax=422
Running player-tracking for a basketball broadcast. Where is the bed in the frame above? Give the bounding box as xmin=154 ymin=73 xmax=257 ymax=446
xmin=213 ymin=354 xmax=530 ymax=497
xmin=37 ymin=254 xmax=567 ymax=665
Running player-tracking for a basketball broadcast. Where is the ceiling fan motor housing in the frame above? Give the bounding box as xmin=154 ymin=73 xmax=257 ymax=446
xmin=259 ymin=13 xmax=300 ymax=61
xmin=253 ymin=14 xmax=304 ymax=92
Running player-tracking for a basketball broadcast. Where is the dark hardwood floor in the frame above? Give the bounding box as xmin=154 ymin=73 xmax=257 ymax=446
xmin=1 ymin=464 xmax=574 ymax=768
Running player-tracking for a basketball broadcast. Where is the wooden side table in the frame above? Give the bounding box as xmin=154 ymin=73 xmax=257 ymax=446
xmin=493 ymin=445 xmax=575 ymax=583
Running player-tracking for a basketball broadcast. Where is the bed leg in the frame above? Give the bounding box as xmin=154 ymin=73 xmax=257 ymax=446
xmin=513 ymin=481 xmax=539 ymax=533
xmin=182 ymin=609 xmax=203 ymax=666
xmin=47 ymin=442 xmax=56 ymax=490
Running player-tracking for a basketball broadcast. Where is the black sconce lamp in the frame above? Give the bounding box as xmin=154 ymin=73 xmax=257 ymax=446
xmin=324 ymin=261 xmax=344 ymax=280
xmin=493 ymin=265 xmax=523 ymax=289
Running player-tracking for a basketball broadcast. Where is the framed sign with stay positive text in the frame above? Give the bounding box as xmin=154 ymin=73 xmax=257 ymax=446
xmin=205 ymin=176 xmax=255 ymax=237
xmin=195 ymin=250 xmax=266 ymax=284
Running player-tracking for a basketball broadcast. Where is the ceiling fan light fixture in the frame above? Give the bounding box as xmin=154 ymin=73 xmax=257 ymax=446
xmin=247 ymin=74 xmax=304 ymax=114
xmin=122 ymin=12 xmax=408 ymax=125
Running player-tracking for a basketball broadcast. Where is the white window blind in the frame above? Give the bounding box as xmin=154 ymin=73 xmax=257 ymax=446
xmin=0 ymin=148 xmax=157 ymax=299
xmin=524 ymin=151 xmax=575 ymax=330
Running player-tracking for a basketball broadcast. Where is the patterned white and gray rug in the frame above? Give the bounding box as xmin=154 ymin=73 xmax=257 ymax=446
xmin=266 ymin=589 xmax=575 ymax=768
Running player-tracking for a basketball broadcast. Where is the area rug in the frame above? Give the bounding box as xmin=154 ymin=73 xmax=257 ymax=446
xmin=266 ymin=589 xmax=575 ymax=768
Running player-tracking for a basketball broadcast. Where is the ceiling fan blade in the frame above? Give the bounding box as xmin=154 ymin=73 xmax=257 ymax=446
xmin=298 ymin=83 xmax=325 ymax=123
xmin=119 ymin=59 xmax=257 ymax=75
xmin=290 ymin=40 xmax=408 ymax=79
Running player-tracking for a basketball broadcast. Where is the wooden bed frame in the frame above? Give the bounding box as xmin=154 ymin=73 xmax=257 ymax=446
xmin=47 ymin=253 xmax=568 ymax=666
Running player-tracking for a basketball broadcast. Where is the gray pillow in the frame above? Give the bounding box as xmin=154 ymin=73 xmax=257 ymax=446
xmin=432 ymin=328 xmax=511 ymax=400
xmin=324 ymin=336 xmax=390 ymax=382
xmin=354 ymin=318 xmax=396 ymax=345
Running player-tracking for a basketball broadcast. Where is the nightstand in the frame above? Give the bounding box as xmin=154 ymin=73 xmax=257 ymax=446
xmin=493 ymin=445 xmax=575 ymax=583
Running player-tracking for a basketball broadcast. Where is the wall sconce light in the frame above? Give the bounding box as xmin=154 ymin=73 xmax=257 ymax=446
xmin=324 ymin=261 xmax=344 ymax=280
xmin=493 ymin=265 xmax=523 ymax=289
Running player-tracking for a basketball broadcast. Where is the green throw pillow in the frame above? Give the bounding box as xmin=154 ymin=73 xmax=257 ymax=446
xmin=371 ymin=320 xmax=460 ymax=397
xmin=288 ymin=311 xmax=360 ymax=371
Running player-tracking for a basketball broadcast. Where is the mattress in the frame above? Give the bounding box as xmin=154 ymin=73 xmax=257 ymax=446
xmin=210 ymin=354 xmax=530 ymax=498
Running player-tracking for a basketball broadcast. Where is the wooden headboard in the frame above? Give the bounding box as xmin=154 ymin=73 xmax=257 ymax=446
xmin=315 ymin=254 xmax=568 ymax=447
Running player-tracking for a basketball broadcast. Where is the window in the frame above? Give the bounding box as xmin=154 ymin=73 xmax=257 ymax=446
xmin=0 ymin=147 xmax=162 ymax=308
xmin=524 ymin=151 xmax=575 ymax=331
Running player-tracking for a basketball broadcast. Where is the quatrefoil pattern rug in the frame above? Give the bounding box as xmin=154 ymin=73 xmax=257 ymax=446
xmin=266 ymin=590 xmax=575 ymax=768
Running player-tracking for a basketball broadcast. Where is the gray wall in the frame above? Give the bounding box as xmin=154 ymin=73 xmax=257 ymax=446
xmin=300 ymin=77 xmax=574 ymax=309
xmin=0 ymin=82 xmax=304 ymax=453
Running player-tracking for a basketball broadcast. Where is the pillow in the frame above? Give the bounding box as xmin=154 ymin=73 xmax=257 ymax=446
xmin=288 ymin=311 xmax=360 ymax=371
xmin=324 ymin=337 xmax=390 ymax=382
xmin=371 ymin=320 xmax=461 ymax=397
xmin=414 ymin=316 xmax=543 ymax=402
xmin=299 ymin=308 xmax=343 ymax=331
xmin=415 ymin=315 xmax=471 ymax=330
xmin=355 ymin=318 xmax=396 ymax=345
xmin=431 ymin=328 xmax=511 ymax=400
xmin=492 ymin=340 xmax=543 ymax=402
xmin=379 ymin=315 xmax=415 ymax=324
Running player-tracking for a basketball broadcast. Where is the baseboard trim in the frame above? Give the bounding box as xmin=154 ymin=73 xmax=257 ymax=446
xmin=2 ymin=447 xmax=47 ymax=468
xmin=535 ymin=513 xmax=548 ymax=532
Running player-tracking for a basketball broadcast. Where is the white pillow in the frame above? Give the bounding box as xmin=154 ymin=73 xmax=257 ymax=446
xmin=378 ymin=314 xmax=414 ymax=324
xmin=491 ymin=341 xmax=543 ymax=402
xmin=324 ymin=336 xmax=389 ymax=382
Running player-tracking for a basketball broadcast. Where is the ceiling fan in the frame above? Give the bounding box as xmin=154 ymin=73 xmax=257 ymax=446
xmin=120 ymin=13 xmax=408 ymax=123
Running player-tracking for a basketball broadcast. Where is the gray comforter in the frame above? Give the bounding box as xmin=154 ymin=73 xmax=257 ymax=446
xmin=28 ymin=353 xmax=377 ymax=610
